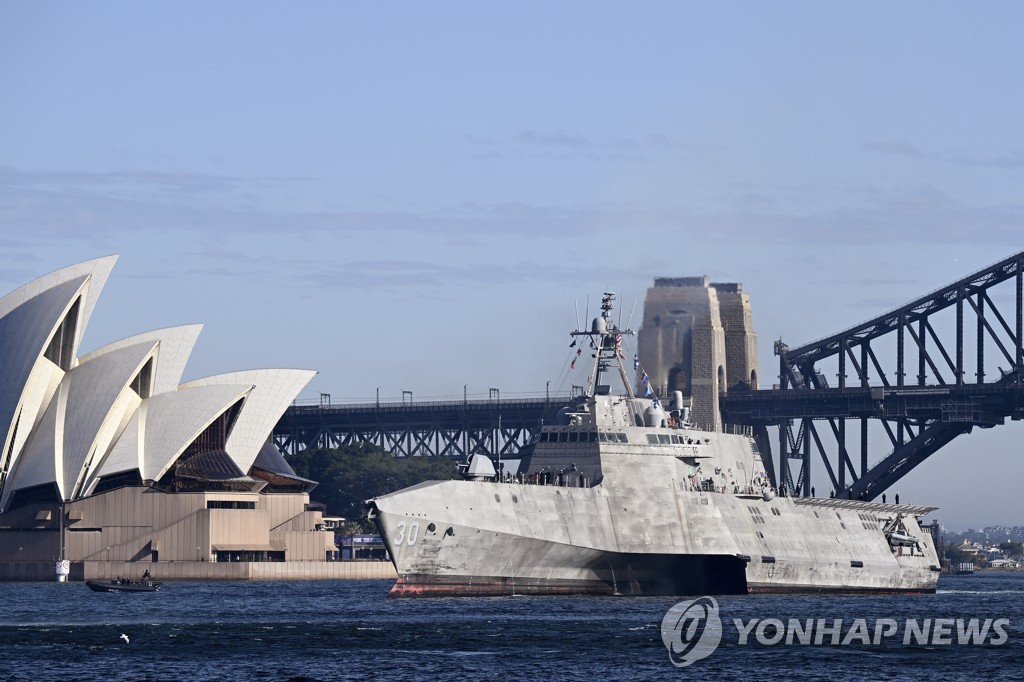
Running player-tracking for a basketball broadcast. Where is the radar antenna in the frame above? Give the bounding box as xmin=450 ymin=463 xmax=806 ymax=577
xmin=570 ymin=292 xmax=636 ymax=398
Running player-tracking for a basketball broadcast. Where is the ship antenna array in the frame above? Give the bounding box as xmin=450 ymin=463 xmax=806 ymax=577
xmin=570 ymin=292 xmax=636 ymax=398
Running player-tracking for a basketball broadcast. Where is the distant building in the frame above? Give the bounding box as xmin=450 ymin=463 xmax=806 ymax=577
xmin=637 ymin=277 xmax=758 ymax=431
xmin=0 ymin=257 xmax=337 ymax=580
xmin=990 ymin=559 xmax=1022 ymax=569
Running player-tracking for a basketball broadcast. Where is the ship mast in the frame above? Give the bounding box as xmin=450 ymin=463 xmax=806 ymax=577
xmin=570 ymin=292 xmax=635 ymax=398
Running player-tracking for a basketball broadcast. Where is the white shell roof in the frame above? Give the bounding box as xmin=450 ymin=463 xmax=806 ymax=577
xmin=79 ymin=324 xmax=203 ymax=395
xmin=0 ymin=277 xmax=89 ymax=467
xmin=0 ymin=255 xmax=116 ymax=356
xmin=0 ymin=256 xmax=319 ymax=509
xmin=139 ymin=383 xmax=254 ymax=481
xmin=0 ymin=382 xmax=63 ymax=510
xmin=60 ymin=340 xmax=157 ymax=498
xmin=3 ymin=340 xmax=157 ymax=500
xmin=179 ymin=369 xmax=315 ymax=474
xmin=93 ymin=405 xmax=142 ymax=482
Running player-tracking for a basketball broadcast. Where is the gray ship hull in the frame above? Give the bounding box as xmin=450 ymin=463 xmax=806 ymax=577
xmin=369 ymin=479 xmax=941 ymax=597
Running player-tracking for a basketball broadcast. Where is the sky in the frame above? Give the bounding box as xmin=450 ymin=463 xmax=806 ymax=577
xmin=1 ymin=2 xmax=1023 ymax=528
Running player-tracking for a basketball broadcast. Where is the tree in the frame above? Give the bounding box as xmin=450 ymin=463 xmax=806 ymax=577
xmin=944 ymin=544 xmax=978 ymax=567
xmin=999 ymin=541 xmax=1023 ymax=559
xmin=287 ymin=444 xmax=461 ymax=531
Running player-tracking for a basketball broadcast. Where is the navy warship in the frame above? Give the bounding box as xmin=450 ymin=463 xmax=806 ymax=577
xmin=367 ymin=293 xmax=941 ymax=596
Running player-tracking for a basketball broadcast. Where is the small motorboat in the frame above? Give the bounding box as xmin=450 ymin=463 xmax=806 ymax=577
xmin=86 ymin=577 xmax=162 ymax=593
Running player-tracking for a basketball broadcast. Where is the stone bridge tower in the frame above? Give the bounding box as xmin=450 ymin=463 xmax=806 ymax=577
xmin=637 ymin=277 xmax=758 ymax=431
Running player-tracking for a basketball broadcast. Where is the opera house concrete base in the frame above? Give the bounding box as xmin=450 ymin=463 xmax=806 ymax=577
xmin=83 ymin=559 xmax=397 ymax=581
xmin=0 ymin=485 xmax=361 ymax=581
xmin=0 ymin=560 xmax=397 ymax=582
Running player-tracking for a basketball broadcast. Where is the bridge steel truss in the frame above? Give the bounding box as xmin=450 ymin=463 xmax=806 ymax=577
xmin=273 ymin=397 xmax=576 ymax=461
xmin=722 ymin=251 xmax=1024 ymax=500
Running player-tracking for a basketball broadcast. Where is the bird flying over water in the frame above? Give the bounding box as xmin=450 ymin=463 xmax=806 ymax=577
xmin=120 ymin=633 xmax=130 ymax=644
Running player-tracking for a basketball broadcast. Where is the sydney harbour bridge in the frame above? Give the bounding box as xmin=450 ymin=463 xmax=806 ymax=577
xmin=273 ymin=250 xmax=1024 ymax=501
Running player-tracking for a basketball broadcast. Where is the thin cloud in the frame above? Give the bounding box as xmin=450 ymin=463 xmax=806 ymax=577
xmin=864 ymin=140 xmax=925 ymax=158
xmin=2 ymin=165 xmax=1023 ymax=255
xmin=863 ymin=141 xmax=1024 ymax=169
xmin=944 ymin=150 xmax=1024 ymax=169
xmin=514 ymin=131 xmax=590 ymax=148
xmin=467 ymin=131 xmax=713 ymax=162
xmin=0 ymin=165 xmax=298 ymax=197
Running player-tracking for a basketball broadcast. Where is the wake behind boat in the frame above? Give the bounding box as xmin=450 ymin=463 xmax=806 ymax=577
xmin=87 ymin=576 xmax=162 ymax=593
xmin=368 ymin=292 xmax=942 ymax=597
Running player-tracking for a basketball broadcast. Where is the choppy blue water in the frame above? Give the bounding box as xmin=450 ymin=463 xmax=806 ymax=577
xmin=0 ymin=573 xmax=1021 ymax=681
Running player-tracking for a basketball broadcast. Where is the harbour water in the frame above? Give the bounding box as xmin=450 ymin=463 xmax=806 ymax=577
xmin=1 ymin=572 xmax=1020 ymax=681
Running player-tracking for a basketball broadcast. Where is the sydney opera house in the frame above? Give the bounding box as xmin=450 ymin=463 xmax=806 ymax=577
xmin=0 ymin=257 xmax=351 ymax=580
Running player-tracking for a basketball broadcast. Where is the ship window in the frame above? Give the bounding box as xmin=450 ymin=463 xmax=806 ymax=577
xmin=569 ymin=432 xmax=579 ymax=443
xmin=598 ymin=432 xmax=607 ymax=442
xmin=647 ymin=434 xmax=659 ymax=444
xmin=540 ymin=433 xmax=551 ymax=443
xmin=557 ymin=432 xmax=568 ymax=443
xmin=616 ymin=433 xmax=628 ymax=443
xmin=658 ymin=435 xmax=671 ymax=444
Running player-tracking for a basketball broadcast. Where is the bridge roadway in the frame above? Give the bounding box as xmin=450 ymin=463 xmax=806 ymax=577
xmin=723 ymin=379 xmax=1024 ymax=426
xmin=273 ymin=396 xmax=576 ymax=459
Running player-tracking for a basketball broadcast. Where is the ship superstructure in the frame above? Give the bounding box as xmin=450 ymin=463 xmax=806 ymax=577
xmin=368 ymin=294 xmax=941 ymax=596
